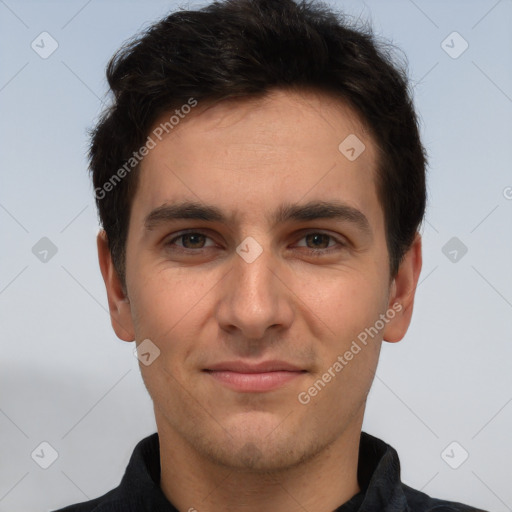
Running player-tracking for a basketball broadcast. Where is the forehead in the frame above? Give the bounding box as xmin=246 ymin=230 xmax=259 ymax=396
xmin=132 ymin=88 xmax=382 ymax=231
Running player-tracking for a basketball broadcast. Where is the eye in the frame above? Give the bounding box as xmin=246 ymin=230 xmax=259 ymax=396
xmin=294 ymin=232 xmax=346 ymax=254
xmin=165 ymin=231 xmax=217 ymax=251
xmin=164 ymin=230 xmax=346 ymax=255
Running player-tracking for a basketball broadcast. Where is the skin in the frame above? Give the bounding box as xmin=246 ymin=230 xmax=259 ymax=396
xmin=98 ymin=88 xmax=422 ymax=512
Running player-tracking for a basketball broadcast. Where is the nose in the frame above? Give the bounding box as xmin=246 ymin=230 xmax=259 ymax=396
xmin=215 ymin=243 xmax=294 ymax=342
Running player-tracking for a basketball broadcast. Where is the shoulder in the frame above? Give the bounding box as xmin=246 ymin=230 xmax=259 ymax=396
xmin=50 ymin=488 xmax=122 ymax=512
xmin=402 ymin=483 xmax=489 ymax=512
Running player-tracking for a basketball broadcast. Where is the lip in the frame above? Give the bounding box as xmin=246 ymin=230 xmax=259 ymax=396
xmin=205 ymin=360 xmax=304 ymax=373
xmin=203 ymin=360 xmax=307 ymax=392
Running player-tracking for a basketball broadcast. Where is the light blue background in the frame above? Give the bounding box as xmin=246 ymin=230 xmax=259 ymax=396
xmin=1 ymin=1 xmax=511 ymax=511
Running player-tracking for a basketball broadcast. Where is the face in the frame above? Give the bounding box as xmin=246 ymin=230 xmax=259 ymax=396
xmin=99 ymin=88 xmax=421 ymax=472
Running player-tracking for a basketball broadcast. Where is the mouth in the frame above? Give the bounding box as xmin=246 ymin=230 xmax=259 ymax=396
xmin=203 ymin=360 xmax=307 ymax=393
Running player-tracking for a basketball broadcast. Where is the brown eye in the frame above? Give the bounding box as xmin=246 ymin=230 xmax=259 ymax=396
xmin=165 ymin=231 xmax=216 ymax=251
xmin=304 ymin=233 xmax=332 ymax=249
xmin=179 ymin=233 xmax=207 ymax=249
xmin=294 ymin=232 xmax=344 ymax=253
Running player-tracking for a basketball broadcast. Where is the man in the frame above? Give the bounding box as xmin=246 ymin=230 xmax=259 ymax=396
xmin=54 ymin=0 xmax=487 ymax=510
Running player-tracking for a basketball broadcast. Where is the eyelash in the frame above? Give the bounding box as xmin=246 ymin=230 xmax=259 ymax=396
xmin=164 ymin=230 xmax=346 ymax=255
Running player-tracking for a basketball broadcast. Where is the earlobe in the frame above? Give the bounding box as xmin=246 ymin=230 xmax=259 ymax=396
xmin=382 ymin=233 xmax=423 ymax=343
xmin=97 ymin=230 xmax=135 ymax=342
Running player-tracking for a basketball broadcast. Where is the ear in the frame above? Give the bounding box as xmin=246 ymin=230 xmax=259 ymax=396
xmin=382 ymin=233 xmax=422 ymax=343
xmin=97 ymin=230 xmax=135 ymax=342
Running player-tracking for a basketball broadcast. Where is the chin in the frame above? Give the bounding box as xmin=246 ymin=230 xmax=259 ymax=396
xmin=194 ymin=418 xmax=327 ymax=473
xmin=203 ymin=439 xmax=310 ymax=473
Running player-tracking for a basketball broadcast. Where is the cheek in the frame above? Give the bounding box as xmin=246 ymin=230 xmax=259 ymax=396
xmin=301 ymin=274 xmax=385 ymax=406
xmin=293 ymin=265 xmax=388 ymax=336
xmin=129 ymin=272 xmax=209 ymax=401
xmin=128 ymin=267 xmax=223 ymax=378
xmin=292 ymin=267 xmax=388 ymax=396
xmin=130 ymin=266 xmax=211 ymax=331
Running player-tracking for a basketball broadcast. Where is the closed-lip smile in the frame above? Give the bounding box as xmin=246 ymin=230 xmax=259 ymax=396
xmin=203 ymin=360 xmax=307 ymax=392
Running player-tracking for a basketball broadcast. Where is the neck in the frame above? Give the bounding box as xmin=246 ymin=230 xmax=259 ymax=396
xmin=157 ymin=415 xmax=362 ymax=512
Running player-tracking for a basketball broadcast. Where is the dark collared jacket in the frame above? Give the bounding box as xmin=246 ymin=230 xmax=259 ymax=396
xmin=52 ymin=431 xmax=488 ymax=512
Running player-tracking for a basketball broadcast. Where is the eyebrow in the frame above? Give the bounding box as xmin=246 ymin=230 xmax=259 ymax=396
xmin=144 ymin=200 xmax=372 ymax=235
